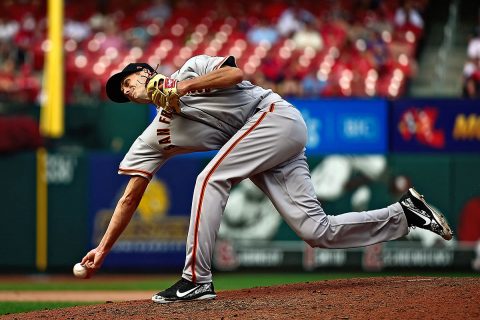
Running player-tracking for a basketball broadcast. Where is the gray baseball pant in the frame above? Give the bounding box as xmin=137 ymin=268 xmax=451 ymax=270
xmin=182 ymin=102 xmax=408 ymax=283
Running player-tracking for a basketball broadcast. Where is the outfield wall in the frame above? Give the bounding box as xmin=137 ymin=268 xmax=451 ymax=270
xmin=0 ymin=98 xmax=479 ymax=272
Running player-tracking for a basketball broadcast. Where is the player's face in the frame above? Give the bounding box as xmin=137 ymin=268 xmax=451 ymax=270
xmin=121 ymin=70 xmax=150 ymax=104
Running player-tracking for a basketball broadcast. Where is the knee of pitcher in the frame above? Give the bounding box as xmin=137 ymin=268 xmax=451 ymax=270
xmin=304 ymin=238 xmax=337 ymax=249
xmin=297 ymin=223 xmax=336 ymax=249
xmin=296 ymin=230 xmax=323 ymax=247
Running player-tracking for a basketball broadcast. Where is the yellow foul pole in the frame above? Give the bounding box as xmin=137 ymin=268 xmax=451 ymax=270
xmin=36 ymin=148 xmax=48 ymax=272
xmin=40 ymin=0 xmax=64 ymax=137
xmin=37 ymin=0 xmax=64 ymax=272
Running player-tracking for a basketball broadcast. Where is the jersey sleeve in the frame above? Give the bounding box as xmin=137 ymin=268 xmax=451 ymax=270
xmin=182 ymin=55 xmax=237 ymax=77
xmin=118 ymin=137 xmax=167 ymax=180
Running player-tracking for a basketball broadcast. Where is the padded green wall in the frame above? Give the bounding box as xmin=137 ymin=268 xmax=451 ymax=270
xmin=0 ymin=152 xmax=36 ymax=269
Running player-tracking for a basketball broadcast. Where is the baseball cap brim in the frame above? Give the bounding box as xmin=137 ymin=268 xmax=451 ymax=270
xmin=105 ymin=63 xmax=155 ymax=103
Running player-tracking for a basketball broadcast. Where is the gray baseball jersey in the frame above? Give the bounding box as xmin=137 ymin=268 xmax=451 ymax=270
xmin=119 ymin=55 xmax=409 ymax=284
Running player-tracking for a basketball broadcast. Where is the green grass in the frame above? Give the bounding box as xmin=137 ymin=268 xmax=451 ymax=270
xmin=0 ymin=302 xmax=96 ymax=315
xmin=0 ymin=272 xmax=355 ymax=291
xmin=0 ymin=272 xmax=478 ymax=291
xmin=2 ymin=271 xmax=480 ymax=291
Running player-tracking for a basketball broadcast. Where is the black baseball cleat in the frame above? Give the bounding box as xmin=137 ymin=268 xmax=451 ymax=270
xmin=399 ymin=187 xmax=453 ymax=240
xmin=151 ymin=278 xmax=216 ymax=303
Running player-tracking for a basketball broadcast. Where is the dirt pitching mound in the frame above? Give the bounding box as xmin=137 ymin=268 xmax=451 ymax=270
xmin=3 ymin=276 xmax=480 ymax=320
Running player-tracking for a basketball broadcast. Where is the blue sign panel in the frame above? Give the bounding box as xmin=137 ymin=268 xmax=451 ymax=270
xmin=149 ymin=99 xmax=387 ymax=155
xmin=289 ymin=98 xmax=388 ymax=154
xmin=88 ymin=153 xmax=204 ymax=270
xmin=391 ymin=99 xmax=480 ymax=152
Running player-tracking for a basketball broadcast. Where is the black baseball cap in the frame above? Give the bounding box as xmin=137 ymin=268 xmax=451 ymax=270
xmin=106 ymin=63 xmax=155 ymax=103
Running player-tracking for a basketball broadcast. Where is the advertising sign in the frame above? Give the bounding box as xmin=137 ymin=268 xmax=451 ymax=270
xmin=289 ymin=98 xmax=388 ymax=154
xmin=212 ymin=241 xmax=476 ymax=272
xmin=88 ymin=153 xmax=203 ymax=270
xmin=392 ymin=99 xmax=480 ymax=152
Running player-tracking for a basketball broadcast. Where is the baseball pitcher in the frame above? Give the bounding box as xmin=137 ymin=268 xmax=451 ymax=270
xmin=81 ymin=55 xmax=453 ymax=303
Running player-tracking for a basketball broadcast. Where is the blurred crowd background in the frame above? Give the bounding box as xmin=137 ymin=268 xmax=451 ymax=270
xmin=0 ymin=0 xmax=478 ymax=105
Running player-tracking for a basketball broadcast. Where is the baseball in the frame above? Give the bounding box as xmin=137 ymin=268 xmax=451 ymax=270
xmin=73 ymin=263 xmax=88 ymax=279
